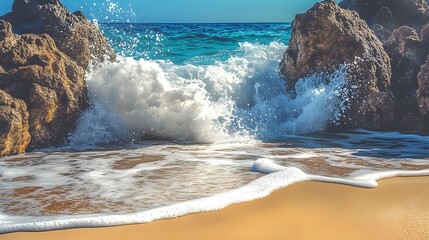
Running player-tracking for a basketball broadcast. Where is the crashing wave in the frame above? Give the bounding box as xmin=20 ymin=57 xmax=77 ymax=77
xmin=69 ymin=42 xmax=348 ymax=147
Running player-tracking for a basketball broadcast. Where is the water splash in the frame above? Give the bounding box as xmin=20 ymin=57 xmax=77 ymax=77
xmin=69 ymin=42 xmax=349 ymax=147
xmin=73 ymin=0 xmax=136 ymax=23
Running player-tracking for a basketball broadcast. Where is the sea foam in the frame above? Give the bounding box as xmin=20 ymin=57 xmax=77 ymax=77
xmin=0 ymin=161 xmax=310 ymax=233
xmin=1 ymin=158 xmax=428 ymax=233
xmin=68 ymin=41 xmax=348 ymax=147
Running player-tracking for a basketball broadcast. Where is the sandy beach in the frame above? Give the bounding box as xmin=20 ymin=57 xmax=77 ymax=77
xmin=1 ymin=176 xmax=428 ymax=240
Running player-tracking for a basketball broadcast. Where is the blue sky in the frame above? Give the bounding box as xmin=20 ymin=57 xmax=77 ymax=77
xmin=0 ymin=0 xmax=320 ymax=23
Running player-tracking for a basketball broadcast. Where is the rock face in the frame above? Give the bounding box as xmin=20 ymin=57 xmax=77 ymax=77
xmin=1 ymin=0 xmax=115 ymax=69
xmin=340 ymin=0 xmax=429 ymax=130
xmin=339 ymin=0 xmax=429 ymax=30
xmin=384 ymin=27 xmax=428 ymax=128
xmin=417 ymin=55 xmax=429 ymax=123
xmin=0 ymin=0 xmax=116 ymax=156
xmin=0 ymin=20 xmax=87 ymax=149
xmin=280 ymin=0 xmax=395 ymax=130
xmin=0 ymin=90 xmax=31 ymax=157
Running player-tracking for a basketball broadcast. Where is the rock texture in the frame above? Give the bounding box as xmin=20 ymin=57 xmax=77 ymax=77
xmin=0 ymin=0 xmax=116 ymax=156
xmin=339 ymin=0 xmax=429 ymax=31
xmin=340 ymin=0 xmax=429 ymax=130
xmin=384 ymin=27 xmax=428 ymax=128
xmin=0 ymin=90 xmax=31 ymax=157
xmin=417 ymin=55 xmax=429 ymax=123
xmin=0 ymin=20 xmax=87 ymax=149
xmin=280 ymin=0 xmax=395 ymax=130
xmin=1 ymin=0 xmax=115 ymax=69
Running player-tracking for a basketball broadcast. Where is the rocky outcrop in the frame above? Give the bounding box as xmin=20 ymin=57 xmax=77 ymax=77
xmin=417 ymin=55 xmax=429 ymax=124
xmin=0 ymin=0 xmax=117 ymax=156
xmin=0 ymin=90 xmax=31 ymax=157
xmin=421 ymin=24 xmax=429 ymax=46
xmin=0 ymin=20 xmax=87 ymax=149
xmin=339 ymin=0 xmax=429 ymax=130
xmin=1 ymin=0 xmax=115 ymax=69
xmin=384 ymin=27 xmax=428 ymax=128
xmin=339 ymin=0 xmax=429 ymax=31
xmin=280 ymin=0 xmax=395 ymax=130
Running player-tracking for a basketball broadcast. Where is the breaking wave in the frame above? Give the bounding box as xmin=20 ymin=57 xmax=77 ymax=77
xmin=69 ymin=42 xmax=348 ymax=147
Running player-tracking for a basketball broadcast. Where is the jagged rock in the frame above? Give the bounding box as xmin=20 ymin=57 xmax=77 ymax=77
xmin=0 ymin=20 xmax=87 ymax=149
xmin=340 ymin=0 xmax=429 ymax=30
xmin=1 ymin=0 xmax=115 ymax=69
xmin=0 ymin=90 xmax=31 ymax=157
xmin=421 ymin=24 xmax=429 ymax=46
xmin=417 ymin=55 xmax=429 ymax=125
xmin=280 ymin=0 xmax=395 ymax=130
xmin=340 ymin=1 xmax=429 ymax=129
xmin=0 ymin=0 xmax=117 ymax=156
xmin=384 ymin=27 xmax=428 ymax=128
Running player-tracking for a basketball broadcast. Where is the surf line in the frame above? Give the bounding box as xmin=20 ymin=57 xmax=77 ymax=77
xmin=1 ymin=158 xmax=429 ymax=233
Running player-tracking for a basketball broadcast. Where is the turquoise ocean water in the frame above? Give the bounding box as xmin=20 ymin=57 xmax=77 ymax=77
xmin=101 ymin=23 xmax=291 ymax=64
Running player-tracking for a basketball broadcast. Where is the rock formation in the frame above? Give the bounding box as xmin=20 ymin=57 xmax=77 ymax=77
xmin=0 ymin=20 xmax=87 ymax=149
xmin=384 ymin=27 xmax=428 ymax=128
xmin=1 ymin=0 xmax=115 ymax=69
xmin=280 ymin=0 xmax=395 ymax=130
xmin=0 ymin=90 xmax=31 ymax=157
xmin=340 ymin=0 xmax=429 ymax=130
xmin=339 ymin=0 xmax=429 ymax=31
xmin=417 ymin=55 xmax=429 ymax=122
xmin=0 ymin=0 xmax=116 ymax=156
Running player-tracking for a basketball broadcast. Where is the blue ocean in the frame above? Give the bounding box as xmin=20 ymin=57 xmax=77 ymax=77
xmin=1 ymin=22 xmax=429 ymax=233
xmin=102 ymin=23 xmax=291 ymax=64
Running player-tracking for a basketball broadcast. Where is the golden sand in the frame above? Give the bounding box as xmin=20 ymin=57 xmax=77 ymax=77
xmin=1 ymin=176 xmax=428 ymax=240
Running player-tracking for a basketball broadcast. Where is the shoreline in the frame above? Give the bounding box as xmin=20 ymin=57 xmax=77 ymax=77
xmin=1 ymin=176 xmax=428 ymax=240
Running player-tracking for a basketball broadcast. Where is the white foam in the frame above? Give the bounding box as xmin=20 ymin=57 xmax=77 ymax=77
xmin=70 ymin=57 xmax=226 ymax=145
xmin=251 ymin=158 xmax=287 ymax=173
xmin=284 ymin=153 xmax=319 ymax=159
xmin=1 ymin=157 xmax=428 ymax=233
xmin=251 ymin=158 xmax=429 ymax=188
xmin=0 ymin=167 xmax=309 ymax=233
xmin=69 ymin=41 xmax=350 ymax=147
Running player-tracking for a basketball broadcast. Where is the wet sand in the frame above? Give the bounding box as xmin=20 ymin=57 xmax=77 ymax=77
xmin=1 ymin=176 xmax=428 ymax=240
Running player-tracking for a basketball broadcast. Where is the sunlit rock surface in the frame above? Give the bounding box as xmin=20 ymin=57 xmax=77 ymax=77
xmin=1 ymin=0 xmax=116 ymax=69
xmin=0 ymin=89 xmax=30 ymax=157
xmin=0 ymin=20 xmax=87 ymax=149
